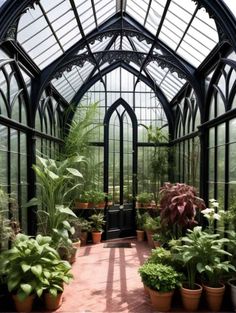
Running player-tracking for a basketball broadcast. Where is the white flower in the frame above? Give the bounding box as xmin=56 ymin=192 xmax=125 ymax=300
xmin=201 ymin=208 xmax=214 ymax=214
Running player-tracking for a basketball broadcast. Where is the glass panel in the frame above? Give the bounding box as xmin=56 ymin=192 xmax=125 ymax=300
xmin=109 ymin=111 xmax=120 ymax=203
xmin=217 ymin=145 xmax=225 ymax=183
xmin=123 ymin=112 xmax=133 ymax=203
xmin=229 ymin=118 xmax=236 ymax=142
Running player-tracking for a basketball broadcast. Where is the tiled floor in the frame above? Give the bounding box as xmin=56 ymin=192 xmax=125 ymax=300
xmin=53 ymin=238 xmax=233 ymax=313
xmin=56 ymin=238 xmax=155 ymax=313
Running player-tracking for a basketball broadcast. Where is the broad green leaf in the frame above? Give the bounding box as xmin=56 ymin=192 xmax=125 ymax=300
xmin=31 ymin=264 xmax=43 ymax=277
xmin=20 ymin=284 xmax=32 ymax=296
xmin=66 ymin=168 xmax=83 ymax=178
xmin=57 ymin=206 xmax=77 ymax=217
xmin=21 ymin=262 xmax=31 ymax=273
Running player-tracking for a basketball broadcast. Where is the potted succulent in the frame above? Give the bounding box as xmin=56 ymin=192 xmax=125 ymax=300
xmin=136 ymin=192 xmax=152 ymax=208
xmin=159 ymin=183 xmax=206 ymax=239
xmin=135 ymin=210 xmax=146 ymax=241
xmin=138 ymin=263 xmax=182 ymax=311
xmin=74 ymin=217 xmax=92 ymax=246
xmin=143 ymin=214 xmax=161 ymax=248
xmin=89 ymin=212 xmax=106 ymax=244
xmin=0 ymin=234 xmax=73 ymax=313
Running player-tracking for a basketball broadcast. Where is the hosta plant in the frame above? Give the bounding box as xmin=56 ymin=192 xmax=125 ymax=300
xmin=159 ymin=183 xmax=206 ymax=238
xmin=0 ymin=234 xmax=73 ymax=300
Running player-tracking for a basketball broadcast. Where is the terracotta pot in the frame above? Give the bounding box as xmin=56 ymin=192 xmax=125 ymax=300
xmin=12 ymin=294 xmax=35 ymax=313
xmin=74 ymin=201 xmax=88 ymax=209
xmin=149 ymin=288 xmax=174 ymax=312
xmin=203 ymin=283 xmax=225 ymax=311
xmin=146 ymin=230 xmax=155 ymax=248
xmin=153 ymin=241 xmax=161 ymax=248
xmin=69 ymin=246 xmax=77 ymax=264
xmin=228 ymin=278 xmax=236 ymax=311
xmin=80 ymin=231 xmax=88 ymax=246
xmin=87 ymin=202 xmax=95 ymax=208
xmin=135 ymin=202 xmax=142 ymax=209
xmin=181 ymin=283 xmax=203 ymax=311
xmin=44 ymin=292 xmax=63 ymax=310
xmin=95 ymin=202 xmax=105 ymax=209
xmin=136 ymin=230 xmax=145 ymax=242
xmin=92 ymin=231 xmax=102 ymax=244
xmin=143 ymin=284 xmax=150 ymax=296
xmin=72 ymin=240 xmax=81 ymax=249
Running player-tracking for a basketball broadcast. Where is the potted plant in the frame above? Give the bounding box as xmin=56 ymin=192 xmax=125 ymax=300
xmin=138 ymin=263 xmax=182 ymax=311
xmin=159 ymin=183 xmax=206 ymax=239
xmin=106 ymin=193 xmax=113 ymax=206
xmin=93 ymin=191 xmax=106 ymax=208
xmin=152 ymin=233 xmax=163 ymax=248
xmin=173 ymin=226 xmax=235 ymax=311
xmin=43 ymin=259 xmax=73 ymax=310
xmin=136 ymin=210 xmax=146 ymax=241
xmin=143 ymin=214 xmax=161 ymax=248
xmin=136 ymin=192 xmax=152 ymax=208
xmin=74 ymin=191 xmax=89 ymax=209
xmin=0 ymin=234 xmax=73 ymax=313
xmin=172 ymin=226 xmax=204 ymax=311
xmin=89 ymin=212 xmax=106 ymax=244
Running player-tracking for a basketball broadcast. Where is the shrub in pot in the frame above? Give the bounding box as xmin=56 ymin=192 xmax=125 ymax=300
xmin=152 ymin=233 xmax=163 ymax=248
xmin=89 ymin=212 xmax=106 ymax=244
xmin=106 ymin=193 xmax=113 ymax=206
xmin=138 ymin=263 xmax=182 ymax=311
xmin=159 ymin=183 xmax=206 ymax=239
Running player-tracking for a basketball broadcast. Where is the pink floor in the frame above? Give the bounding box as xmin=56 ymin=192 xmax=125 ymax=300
xmin=54 ymin=238 xmax=233 ymax=313
xmin=56 ymin=238 xmax=154 ymax=313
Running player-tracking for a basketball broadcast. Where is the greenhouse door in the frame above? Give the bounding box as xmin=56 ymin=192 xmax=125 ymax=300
xmin=104 ymin=99 xmax=137 ymax=239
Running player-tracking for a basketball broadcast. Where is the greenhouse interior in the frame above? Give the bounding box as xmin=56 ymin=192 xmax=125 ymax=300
xmin=1 ymin=0 xmax=236 ymax=312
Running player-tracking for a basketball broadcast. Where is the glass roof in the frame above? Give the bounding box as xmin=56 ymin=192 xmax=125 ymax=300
xmin=13 ymin=0 xmax=221 ymax=103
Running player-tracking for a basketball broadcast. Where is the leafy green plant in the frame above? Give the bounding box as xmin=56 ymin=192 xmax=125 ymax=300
xmin=63 ymin=102 xmax=101 ymax=158
xmin=147 ymin=247 xmax=172 ymax=266
xmin=89 ymin=212 xmax=106 ymax=232
xmin=172 ymin=226 xmax=235 ymax=288
xmin=143 ymin=215 xmax=161 ymax=232
xmin=138 ymin=263 xmax=182 ymax=292
xmin=136 ymin=210 xmax=146 ymax=230
xmin=0 ymin=234 xmax=73 ymax=300
xmin=136 ymin=192 xmax=152 ymax=206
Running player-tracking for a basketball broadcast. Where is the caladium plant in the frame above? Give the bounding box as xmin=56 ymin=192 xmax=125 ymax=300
xmin=159 ymin=183 xmax=206 ymax=238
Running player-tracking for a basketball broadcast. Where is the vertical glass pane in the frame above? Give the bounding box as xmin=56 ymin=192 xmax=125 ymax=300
xmin=109 ymin=111 xmax=120 ymax=203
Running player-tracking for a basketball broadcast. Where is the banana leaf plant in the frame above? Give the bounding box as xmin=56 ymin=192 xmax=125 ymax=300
xmin=159 ymin=183 xmax=206 ymax=239
xmin=26 ymin=155 xmax=85 ymax=248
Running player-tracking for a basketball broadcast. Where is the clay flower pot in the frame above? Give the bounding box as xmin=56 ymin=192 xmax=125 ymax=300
xmin=74 ymin=201 xmax=88 ymax=209
xmin=80 ymin=231 xmax=88 ymax=246
xmin=145 ymin=230 xmax=155 ymax=248
xmin=228 ymin=278 xmax=236 ymax=311
xmin=72 ymin=239 xmax=81 ymax=249
xmin=143 ymin=284 xmax=150 ymax=296
xmin=12 ymin=294 xmax=35 ymax=313
xmin=203 ymin=283 xmax=225 ymax=311
xmin=92 ymin=231 xmax=102 ymax=244
xmin=136 ymin=230 xmax=145 ymax=242
xmin=181 ymin=283 xmax=203 ymax=311
xmin=149 ymin=288 xmax=174 ymax=312
xmin=44 ymin=292 xmax=63 ymax=310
